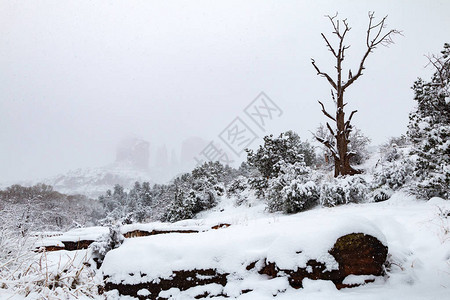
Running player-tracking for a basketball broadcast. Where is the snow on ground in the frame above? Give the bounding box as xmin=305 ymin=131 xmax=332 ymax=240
xmin=0 ymin=247 xmax=101 ymax=300
xmin=35 ymin=226 xmax=110 ymax=248
xmin=103 ymin=211 xmax=385 ymax=283
xmin=121 ymin=221 xmax=214 ymax=235
xmin=101 ymin=193 xmax=450 ymax=299
xmin=1 ymin=192 xmax=449 ymax=299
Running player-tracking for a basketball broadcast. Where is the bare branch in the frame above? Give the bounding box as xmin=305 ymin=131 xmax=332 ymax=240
xmin=344 ymin=110 xmax=357 ymax=133
xmin=326 ymin=122 xmax=336 ymax=137
xmin=315 ymin=135 xmax=338 ymax=158
xmin=326 ymin=14 xmax=340 ymax=36
xmin=425 ymin=53 xmax=450 ymax=85
xmin=311 ymin=58 xmax=337 ymax=90
xmin=347 ymin=110 xmax=358 ymax=124
xmin=321 ymin=33 xmax=338 ymax=57
xmin=341 ymin=19 xmax=351 ymax=42
xmin=318 ymin=100 xmax=336 ymax=121
xmin=343 ymin=13 xmax=400 ymax=90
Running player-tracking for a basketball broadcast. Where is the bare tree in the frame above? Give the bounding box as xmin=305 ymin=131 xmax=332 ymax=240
xmin=312 ymin=12 xmax=400 ymax=177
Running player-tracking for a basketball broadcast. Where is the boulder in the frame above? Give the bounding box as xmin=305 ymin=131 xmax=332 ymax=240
xmin=257 ymin=233 xmax=388 ymax=289
xmin=103 ymin=232 xmax=388 ymax=298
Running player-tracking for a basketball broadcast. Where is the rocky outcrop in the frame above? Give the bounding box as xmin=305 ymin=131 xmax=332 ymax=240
xmin=62 ymin=240 xmax=95 ymax=251
xmin=103 ymin=232 xmax=388 ymax=298
xmin=116 ymin=138 xmax=150 ymax=170
xmin=256 ymin=233 xmax=388 ymax=289
xmin=104 ymin=269 xmax=228 ymax=300
xmin=36 ymin=239 xmax=95 ymax=252
xmin=123 ymin=229 xmax=199 ymax=238
xmin=211 ymin=223 xmax=231 ymax=230
xmin=122 ymin=224 xmax=231 ymax=238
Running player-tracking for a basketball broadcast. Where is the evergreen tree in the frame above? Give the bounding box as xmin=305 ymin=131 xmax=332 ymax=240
xmin=408 ymin=43 xmax=450 ymax=199
xmin=246 ymin=131 xmax=317 ymax=197
xmin=266 ymin=160 xmax=319 ymax=213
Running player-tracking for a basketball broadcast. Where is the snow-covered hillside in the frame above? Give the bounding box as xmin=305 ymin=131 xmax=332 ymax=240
xmin=1 ymin=192 xmax=448 ymax=299
xmin=41 ymin=166 xmax=153 ymax=198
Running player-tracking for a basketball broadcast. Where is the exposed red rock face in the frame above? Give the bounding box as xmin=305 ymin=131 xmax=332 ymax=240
xmin=103 ymin=233 xmax=388 ymax=298
xmin=329 ymin=233 xmax=388 ymax=277
xmin=62 ymin=240 xmax=95 ymax=251
xmin=123 ymin=224 xmax=231 ymax=238
xmin=104 ymin=269 xmax=228 ymax=300
xmin=35 ymin=245 xmax=65 ymax=252
xmin=257 ymin=233 xmax=388 ymax=289
xmin=211 ymin=223 xmax=231 ymax=230
xmin=35 ymin=239 xmax=95 ymax=252
xmin=257 ymin=259 xmax=342 ymax=289
xmin=40 ymin=228 xmax=202 ymax=252
xmin=123 ymin=229 xmax=199 ymax=238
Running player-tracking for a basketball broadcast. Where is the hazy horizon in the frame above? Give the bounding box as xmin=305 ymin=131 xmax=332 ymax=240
xmin=1 ymin=0 xmax=449 ymax=183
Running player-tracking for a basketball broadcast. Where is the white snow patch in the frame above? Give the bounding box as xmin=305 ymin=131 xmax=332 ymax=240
xmin=102 ymin=213 xmax=385 ymax=284
xmin=36 ymin=226 xmax=109 ymax=247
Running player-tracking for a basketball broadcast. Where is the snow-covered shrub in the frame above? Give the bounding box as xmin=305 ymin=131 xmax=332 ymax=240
xmin=191 ymin=161 xmax=236 ymax=187
xmin=373 ymin=159 xmax=415 ymax=191
xmin=372 ymin=135 xmax=415 ymax=200
xmin=347 ymin=128 xmax=372 ymax=165
xmin=227 ymin=175 xmax=252 ymax=206
xmin=90 ymin=225 xmax=124 ymax=267
xmin=370 ymin=187 xmax=394 ymax=203
xmin=380 ymin=135 xmax=409 ymax=163
xmin=99 ymin=181 xmax=155 ymax=224
xmin=161 ymin=162 xmax=236 ymax=222
xmin=281 ymin=181 xmax=320 ymax=213
xmin=246 ymin=131 xmax=317 ymax=198
xmin=320 ymin=176 xmax=369 ymax=207
xmin=266 ymin=161 xmax=319 ymax=213
xmin=162 ymin=188 xmax=196 ymax=222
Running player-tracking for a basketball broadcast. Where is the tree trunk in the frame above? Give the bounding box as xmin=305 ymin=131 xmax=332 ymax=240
xmin=312 ymin=13 xmax=399 ymax=177
xmin=335 ymin=90 xmax=360 ymax=177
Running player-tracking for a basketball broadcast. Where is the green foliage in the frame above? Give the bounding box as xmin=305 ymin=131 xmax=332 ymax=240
xmin=246 ymin=131 xmax=317 ymax=198
xmin=320 ymin=176 xmax=369 ymax=207
xmin=161 ymin=161 xmax=235 ymax=222
xmin=408 ymin=43 xmax=450 ymax=199
xmin=227 ymin=175 xmax=252 ymax=206
xmin=373 ymin=158 xmax=415 ymax=191
xmin=266 ymin=161 xmax=319 ymax=214
xmin=99 ymin=181 xmax=153 ymax=224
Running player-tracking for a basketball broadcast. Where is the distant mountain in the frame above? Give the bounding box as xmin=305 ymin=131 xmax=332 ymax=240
xmin=41 ymin=138 xmax=153 ymax=197
xmin=1 ymin=136 xmax=221 ymax=198
xmin=43 ymin=166 xmax=152 ymax=198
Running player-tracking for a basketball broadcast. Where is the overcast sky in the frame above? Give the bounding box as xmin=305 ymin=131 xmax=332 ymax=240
xmin=1 ymin=0 xmax=449 ymax=183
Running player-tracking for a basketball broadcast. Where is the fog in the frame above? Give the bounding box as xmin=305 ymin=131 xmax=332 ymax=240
xmin=1 ymin=0 xmax=449 ymax=183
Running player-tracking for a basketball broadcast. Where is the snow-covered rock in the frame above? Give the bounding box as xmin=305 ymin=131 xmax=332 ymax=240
xmin=101 ymin=212 xmax=387 ymax=298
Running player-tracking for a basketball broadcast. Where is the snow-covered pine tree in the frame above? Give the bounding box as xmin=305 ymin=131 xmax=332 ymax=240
xmin=408 ymin=43 xmax=450 ymax=199
xmin=266 ymin=160 xmax=319 ymax=213
xmin=161 ymin=161 xmax=235 ymax=222
xmin=162 ymin=185 xmax=196 ymax=222
xmin=246 ymin=131 xmax=317 ymax=198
